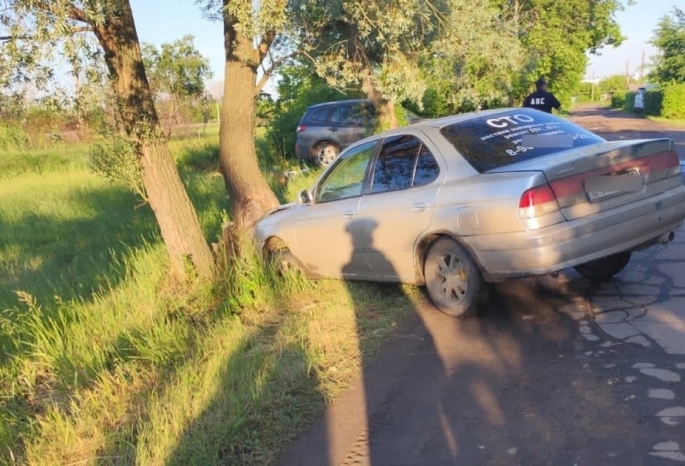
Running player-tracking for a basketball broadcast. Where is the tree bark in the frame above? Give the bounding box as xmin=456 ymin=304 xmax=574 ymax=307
xmin=220 ymin=5 xmax=280 ymax=237
xmin=91 ymin=1 xmax=215 ymax=279
xmin=346 ymin=22 xmax=398 ymax=130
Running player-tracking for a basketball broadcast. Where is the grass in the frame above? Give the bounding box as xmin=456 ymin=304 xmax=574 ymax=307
xmin=0 ymin=131 xmax=416 ymax=465
xmin=648 ymin=115 xmax=685 ymax=128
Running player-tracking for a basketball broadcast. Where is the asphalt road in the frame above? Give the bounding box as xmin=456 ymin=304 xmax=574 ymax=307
xmin=278 ymin=106 xmax=685 ymax=466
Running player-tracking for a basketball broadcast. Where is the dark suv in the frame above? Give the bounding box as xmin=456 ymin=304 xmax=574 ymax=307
xmin=295 ymin=99 xmax=419 ymax=166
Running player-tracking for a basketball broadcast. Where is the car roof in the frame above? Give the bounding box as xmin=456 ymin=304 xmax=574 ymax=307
xmin=306 ymin=99 xmax=368 ymax=110
xmin=371 ymin=107 xmax=524 ymax=136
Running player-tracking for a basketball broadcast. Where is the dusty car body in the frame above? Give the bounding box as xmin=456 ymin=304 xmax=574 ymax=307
xmin=256 ymin=108 xmax=685 ymax=317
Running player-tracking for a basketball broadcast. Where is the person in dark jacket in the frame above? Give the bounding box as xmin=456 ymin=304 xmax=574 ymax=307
xmin=523 ymin=78 xmax=561 ymax=113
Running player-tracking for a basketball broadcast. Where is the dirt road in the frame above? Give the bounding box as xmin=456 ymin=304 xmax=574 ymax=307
xmin=277 ymin=106 xmax=685 ymax=466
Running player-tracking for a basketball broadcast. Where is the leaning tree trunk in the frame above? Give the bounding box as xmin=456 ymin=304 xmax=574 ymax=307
xmin=346 ymin=23 xmax=398 ymax=131
xmin=364 ymin=78 xmax=398 ymax=131
xmin=220 ymin=12 xmax=280 ymax=240
xmin=92 ymin=1 xmax=215 ymax=279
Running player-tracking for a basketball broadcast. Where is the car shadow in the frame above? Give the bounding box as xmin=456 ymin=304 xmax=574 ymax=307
xmin=276 ymin=220 xmax=673 ymax=465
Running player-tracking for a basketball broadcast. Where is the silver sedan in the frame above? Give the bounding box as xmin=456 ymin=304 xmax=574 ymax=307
xmin=256 ymin=108 xmax=685 ymax=317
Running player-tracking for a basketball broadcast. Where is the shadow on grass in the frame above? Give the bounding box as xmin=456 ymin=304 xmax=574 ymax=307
xmin=0 ymin=185 xmax=158 ymax=308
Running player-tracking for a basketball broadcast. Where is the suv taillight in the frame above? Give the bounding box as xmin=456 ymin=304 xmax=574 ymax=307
xmin=297 ymin=124 xmax=306 ymax=133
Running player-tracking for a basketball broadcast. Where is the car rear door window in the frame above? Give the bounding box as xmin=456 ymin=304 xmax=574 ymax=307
xmin=370 ymin=135 xmax=439 ymax=194
xmin=310 ymin=108 xmax=331 ymax=123
xmin=439 ymin=108 xmax=605 ymax=173
xmin=330 ymin=106 xmax=352 ymax=124
xmin=413 ymin=145 xmax=440 ymax=187
xmin=316 ymin=142 xmax=377 ymax=203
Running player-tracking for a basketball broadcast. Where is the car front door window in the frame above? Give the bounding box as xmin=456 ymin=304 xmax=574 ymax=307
xmin=316 ymin=142 xmax=376 ymax=203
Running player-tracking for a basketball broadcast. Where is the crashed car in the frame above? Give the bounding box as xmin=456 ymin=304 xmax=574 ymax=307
xmin=256 ymin=108 xmax=685 ymax=317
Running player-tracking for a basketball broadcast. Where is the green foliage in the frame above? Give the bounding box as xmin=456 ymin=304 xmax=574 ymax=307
xmin=599 ymin=74 xmax=630 ymax=92
xmin=142 ymin=35 xmax=213 ymax=98
xmin=624 ymin=91 xmax=636 ymax=112
xmin=649 ymin=7 xmax=685 ymax=84
xmin=406 ymin=0 xmax=521 ymax=116
xmin=89 ymin=134 xmax=146 ymax=199
xmin=141 ymin=35 xmax=214 ymax=133
xmin=644 ymin=88 xmax=664 ymax=116
xmin=658 ymin=83 xmax=685 ymax=119
xmin=294 ymin=0 xmax=520 ymax=113
xmin=611 ymin=90 xmax=627 ymax=108
xmin=492 ymin=0 xmax=628 ymax=106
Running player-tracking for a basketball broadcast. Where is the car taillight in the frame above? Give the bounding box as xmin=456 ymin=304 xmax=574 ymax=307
xmin=629 ymin=150 xmax=681 ymax=179
xmin=666 ymin=151 xmax=681 ymax=177
xmin=297 ymin=124 xmax=306 ymax=133
xmin=519 ymin=184 xmax=560 ymax=219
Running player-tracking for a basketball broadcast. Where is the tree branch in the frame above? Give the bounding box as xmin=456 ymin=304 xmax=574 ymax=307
xmin=32 ymin=1 xmax=91 ymax=25
xmin=254 ymin=52 xmax=295 ymax=94
xmin=257 ymin=30 xmax=276 ymax=64
xmin=72 ymin=26 xmax=94 ymax=34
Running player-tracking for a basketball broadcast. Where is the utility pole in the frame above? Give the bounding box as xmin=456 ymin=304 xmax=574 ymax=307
xmin=640 ymin=49 xmax=645 ymax=83
xmin=626 ymin=60 xmax=630 ymax=89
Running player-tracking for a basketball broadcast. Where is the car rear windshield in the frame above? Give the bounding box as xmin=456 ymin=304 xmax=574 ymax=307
xmin=439 ymin=109 xmax=605 ymax=173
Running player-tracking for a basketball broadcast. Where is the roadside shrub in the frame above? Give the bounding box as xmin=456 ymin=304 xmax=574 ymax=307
xmin=573 ymin=93 xmax=592 ymax=105
xmin=644 ymin=89 xmax=664 ymax=116
xmin=624 ymin=91 xmax=636 ymax=112
xmin=660 ymin=83 xmax=685 ymax=119
xmin=611 ymin=91 xmax=626 ymax=108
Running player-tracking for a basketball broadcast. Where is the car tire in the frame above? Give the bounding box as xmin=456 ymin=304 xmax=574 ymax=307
xmin=266 ymin=246 xmax=300 ymax=276
xmin=574 ymin=251 xmax=632 ymax=281
xmin=424 ymin=237 xmax=484 ymax=318
xmin=312 ymin=142 xmax=340 ymax=167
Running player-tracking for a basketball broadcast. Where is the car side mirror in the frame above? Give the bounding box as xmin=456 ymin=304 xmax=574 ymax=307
xmin=298 ymin=189 xmax=314 ymax=205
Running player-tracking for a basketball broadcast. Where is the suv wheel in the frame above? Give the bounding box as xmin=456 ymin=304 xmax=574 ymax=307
xmin=312 ymin=142 xmax=340 ymax=167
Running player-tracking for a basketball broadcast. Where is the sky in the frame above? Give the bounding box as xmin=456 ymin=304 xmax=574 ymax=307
xmin=585 ymin=0 xmax=682 ymax=80
xmin=130 ymin=0 xmax=680 ymax=93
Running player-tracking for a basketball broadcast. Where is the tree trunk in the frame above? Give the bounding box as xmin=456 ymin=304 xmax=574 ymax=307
xmin=220 ymin=7 xmax=280 ymax=238
xmin=92 ymin=1 xmax=215 ymax=279
xmin=346 ymin=23 xmax=398 ymax=131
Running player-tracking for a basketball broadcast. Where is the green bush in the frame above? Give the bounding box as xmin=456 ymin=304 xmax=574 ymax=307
xmin=624 ymin=91 xmax=636 ymax=113
xmin=0 ymin=124 xmax=29 ymax=151
xmin=660 ymin=83 xmax=685 ymax=119
xmin=644 ymin=89 xmax=664 ymax=116
xmin=611 ymin=91 xmax=626 ymax=108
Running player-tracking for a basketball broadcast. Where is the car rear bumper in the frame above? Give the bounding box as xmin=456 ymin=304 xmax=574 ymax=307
xmin=466 ymin=185 xmax=685 ymax=281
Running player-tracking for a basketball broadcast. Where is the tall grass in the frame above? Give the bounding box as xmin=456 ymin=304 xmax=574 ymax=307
xmin=0 ymin=133 xmax=416 ymax=465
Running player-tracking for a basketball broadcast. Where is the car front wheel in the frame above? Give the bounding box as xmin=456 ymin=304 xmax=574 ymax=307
xmin=312 ymin=142 xmax=340 ymax=167
xmin=574 ymin=251 xmax=632 ymax=280
xmin=424 ymin=237 xmax=484 ymax=318
xmin=265 ymin=246 xmax=300 ymax=276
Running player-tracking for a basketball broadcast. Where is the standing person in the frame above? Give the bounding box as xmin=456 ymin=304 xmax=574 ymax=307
xmin=523 ymin=77 xmax=561 ymax=113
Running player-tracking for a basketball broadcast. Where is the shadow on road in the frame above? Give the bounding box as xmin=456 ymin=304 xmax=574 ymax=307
xmin=277 ymin=261 xmax=663 ymax=465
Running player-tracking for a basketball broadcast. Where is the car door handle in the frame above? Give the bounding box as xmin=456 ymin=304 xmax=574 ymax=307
xmin=328 ymin=127 xmax=338 ymax=132
xmin=343 ymin=211 xmax=357 ymax=218
xmin=411 ymin=202 xmax=429 ymax=212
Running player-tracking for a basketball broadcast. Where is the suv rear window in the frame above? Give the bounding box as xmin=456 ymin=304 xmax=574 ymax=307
xmin=439 ymin=109 xmax=605 ymax=173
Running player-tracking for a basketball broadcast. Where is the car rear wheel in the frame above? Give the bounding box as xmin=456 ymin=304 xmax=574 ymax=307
xmin=424 ymin=237 xmax=484 ymax=318
xmin=574 ymin=251 xmax=632 ymax=280
xmin=312 ymin=142 xmax=340 ymax=167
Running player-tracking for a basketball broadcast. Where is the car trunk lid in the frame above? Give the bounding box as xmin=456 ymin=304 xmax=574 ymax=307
xmin=494 ymin=139 xmax=681 ymax=221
